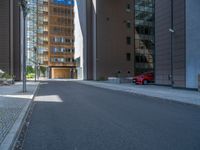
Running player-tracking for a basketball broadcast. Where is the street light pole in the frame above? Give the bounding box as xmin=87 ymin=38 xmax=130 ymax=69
xmin=23 ymin=14 xmax=26 ymax=92
xmin=34 ymin=47 xmax=37 ymax=82
xmin=19 ymin=0 xmax=29 ymax=92
xmin=169 ymin=28 xmax=174 ymax=86
xmin=169 ymin=0 xmax=174 ymax=87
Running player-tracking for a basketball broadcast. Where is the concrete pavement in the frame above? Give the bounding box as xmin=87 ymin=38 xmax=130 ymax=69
xmin=78 ymin=81 xmax=200 ymax=106
xmin=23 ymin=81 xmax=200 ymax=150
xmin=0 ymin=82 xmax=39 ymax=150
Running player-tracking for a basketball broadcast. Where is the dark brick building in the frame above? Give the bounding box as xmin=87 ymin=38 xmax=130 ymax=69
xmin=0 ymin=0 xmax=21 ymax=80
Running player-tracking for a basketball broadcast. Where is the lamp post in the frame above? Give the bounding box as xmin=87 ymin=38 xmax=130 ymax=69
xmin=169 ymin=28 xmax=174 ymax=86
xmin=19 ymin=0 xmax=29 ymax=92
xmin=34 ymin=46 xmax=38 ymax=82
xmin=169 ymin=0 xmax=174 ymax=86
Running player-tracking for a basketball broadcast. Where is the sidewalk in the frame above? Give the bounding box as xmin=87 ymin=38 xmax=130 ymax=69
xmin=78 ymin=81 xmax=200 ymax=106
xmin=0 ymin=82 xmax=39 ymax=150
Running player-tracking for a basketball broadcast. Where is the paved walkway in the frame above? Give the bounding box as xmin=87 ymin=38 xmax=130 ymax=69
xmin=78 ymin=81 xmax=200 ymax=106
xmin=0 ymin=82 xmax=39 ymax=150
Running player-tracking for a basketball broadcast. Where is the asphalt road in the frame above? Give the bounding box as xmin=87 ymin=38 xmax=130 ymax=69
xmin=23 ymin=81 xmax=200 ymax=150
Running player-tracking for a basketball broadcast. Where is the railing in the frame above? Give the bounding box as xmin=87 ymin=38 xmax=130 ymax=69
xmin=50 ymin=53 xmax=74 ymax=57
xmin=49 ymin=62 xmax=76 ymax=67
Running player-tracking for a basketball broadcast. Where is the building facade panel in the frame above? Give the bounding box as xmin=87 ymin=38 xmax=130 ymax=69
xmin=86 ymin=0 xmax=94 ymax=80
xmin=172 ymin=0 xmax=186 ymax=88
xmin=0 ymin=0 xmax=10 ymax=73
xmin=155 ymin=0 xmax=172 ymax=85
xmin=0 ymin=0 xmax=21 ymax=80
xmin=95 ymin=0 xmax=134 ymax=80
xmin=155 ymin=0 xmax=187 ymax=88
xmin=13 ymin=0 xmax=21 ymax=80
xmin=186 ymin=0 xmax=200 ymax=89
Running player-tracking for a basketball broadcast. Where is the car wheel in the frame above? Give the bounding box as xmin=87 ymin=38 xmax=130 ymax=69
xmin=143 ymin=80 xmax=148 ymax=85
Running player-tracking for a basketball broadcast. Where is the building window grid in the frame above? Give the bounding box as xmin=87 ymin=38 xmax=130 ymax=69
xmin=134 ymin=0 xmax=155 ymax=75
xmin=49 ymin=2 xmax=75 ymax=66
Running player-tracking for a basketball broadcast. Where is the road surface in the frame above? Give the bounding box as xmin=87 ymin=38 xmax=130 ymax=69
xmin=23 ymin=81 xmax=200 ymax=150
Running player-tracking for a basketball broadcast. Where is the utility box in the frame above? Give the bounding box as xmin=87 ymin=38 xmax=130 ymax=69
xmin=198 ymin=74 xmax=200 ymax=92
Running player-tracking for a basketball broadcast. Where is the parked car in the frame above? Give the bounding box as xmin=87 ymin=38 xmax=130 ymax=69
xmin=133 ymin=72 xmax=154 ymax=85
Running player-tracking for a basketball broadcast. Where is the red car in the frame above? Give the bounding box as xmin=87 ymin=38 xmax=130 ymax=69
xmin=133 ymin=72 xmax=154 ymax=85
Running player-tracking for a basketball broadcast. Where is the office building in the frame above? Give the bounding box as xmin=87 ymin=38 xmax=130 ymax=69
xmin=49 ymin=0 xmax=76 ymax=79
xmin=76 ymin=0 xmax=135 ymax=80
xmin=27 ymin=0 xmax=76 ymax=79
xmin=155 ymin=0 xmax=200 ymax=89
xmin=0 ymin=0 xmax=21 ymax=80
xmin=75 ymin=0 xmax=155 ymax=80
xmin=27 ymin=0 xmax=38 ymax=66
xmin=76 ymin=0 xmax=200 ymax=89
xmin=0 ymin=0 xmax=76 ymax=80
xmin=1 ymin=0 xmax=199 ymax=89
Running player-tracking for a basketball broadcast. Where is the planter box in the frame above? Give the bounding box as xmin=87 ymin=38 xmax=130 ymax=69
xmin=120 ymin=77 xmax=133 ymax=83
xmin=108 ymin=77 xmax=132 ymax=84
xmin=0 ymin=79 xmax=4 ymax=85
xmin=7 ymin=79 xmax=14 ymax=84
xmin=0 ymin=78 xmax=14 ymax=86
xmin=108 ymin=77 xmax=120 ymax=84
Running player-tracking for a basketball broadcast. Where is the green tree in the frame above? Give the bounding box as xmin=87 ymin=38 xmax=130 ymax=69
xmin=26 ymin=66 xmax=35 ymax=75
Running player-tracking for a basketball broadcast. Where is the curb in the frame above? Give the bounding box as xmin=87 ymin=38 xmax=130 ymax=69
xmin=78 ymin=81 xmax=200 ymax=107
xmin=0 ymin=82 xmax=40 ymax=150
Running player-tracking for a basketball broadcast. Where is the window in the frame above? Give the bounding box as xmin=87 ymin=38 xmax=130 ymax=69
xmin=126 ymin=3 xmax=131 ymax=12
xmin=126 ymin=37 xmax=131 ymax=45
xmin=126 ymin=53 xmax=131 ymax=61
xmin=127 ymin=21 xmax=131 ymax=28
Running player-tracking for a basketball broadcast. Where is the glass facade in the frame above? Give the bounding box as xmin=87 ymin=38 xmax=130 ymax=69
xmin=134 ymin=0 xmax=155 ymax=75
xmin=37 ymin=0 xmax=49 ymax=67
xmin=27 ymin=0 xmax=38 ymax=66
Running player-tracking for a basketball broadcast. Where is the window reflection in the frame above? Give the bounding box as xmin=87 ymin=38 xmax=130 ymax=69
xmin=134 ymin=0 xmax=155 ymax=75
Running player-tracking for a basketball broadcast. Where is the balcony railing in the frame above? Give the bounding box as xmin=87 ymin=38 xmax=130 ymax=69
xmin=49 ymin=62 xmax=76 ymax=67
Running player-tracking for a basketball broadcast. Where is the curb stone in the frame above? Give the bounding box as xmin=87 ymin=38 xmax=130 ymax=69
xmin=0 ymin=82 xmax=40 ymax=150
xmin=78 ymin=81 xmax=200 ymax=107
